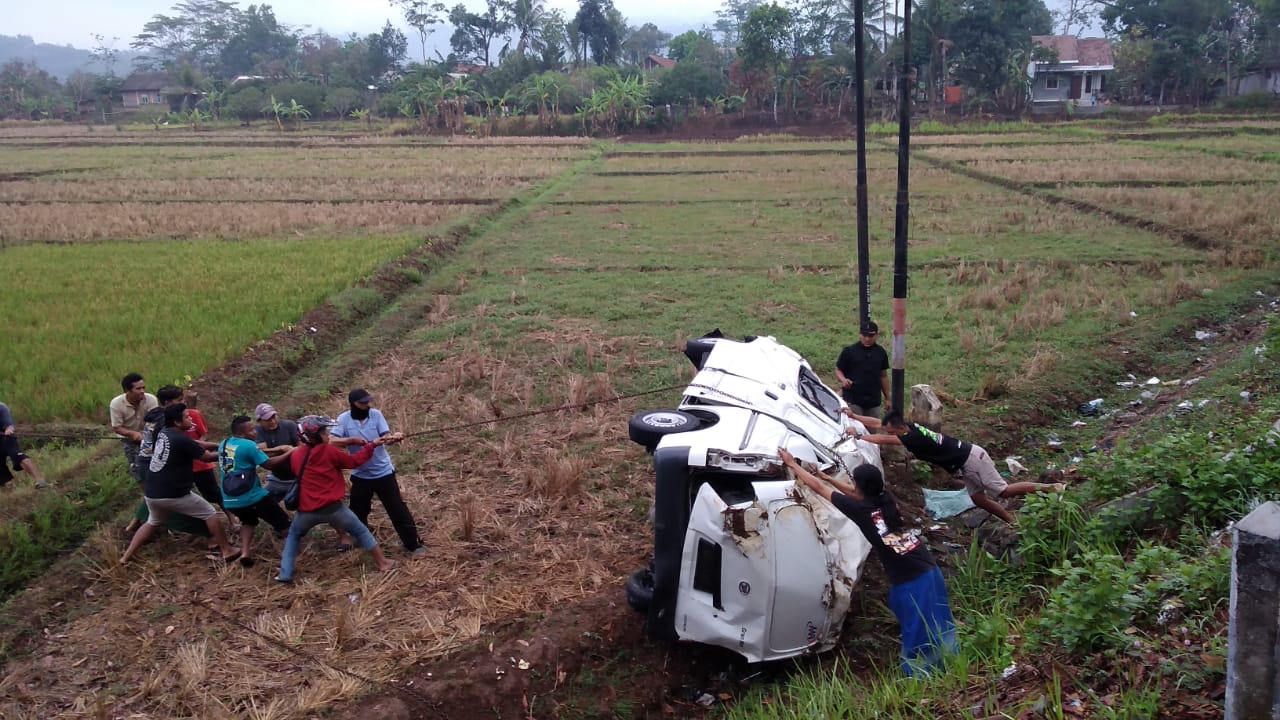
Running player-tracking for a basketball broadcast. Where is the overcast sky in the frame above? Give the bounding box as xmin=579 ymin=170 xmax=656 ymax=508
xmin=8 ymin=0 xmax=717 ymax=50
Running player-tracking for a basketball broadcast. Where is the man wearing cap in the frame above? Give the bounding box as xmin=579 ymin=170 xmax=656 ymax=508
xmin=331 ymin=388 xmax=425 ymax=557
xmin=254 ymin=403 xmax=300 ymax=502
xmin=835 ymin=320 xmax=891 ymax=420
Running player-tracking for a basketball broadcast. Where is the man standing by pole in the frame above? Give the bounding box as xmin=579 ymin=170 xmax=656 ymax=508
xmin=109 ymin=373 xmax=158 ymax=482
xmin=835 ymin=321 xmax=891 ymax=421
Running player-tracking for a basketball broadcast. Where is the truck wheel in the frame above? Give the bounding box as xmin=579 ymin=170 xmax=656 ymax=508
xmin=625 ymin=568 xmax=654 ymax=612
xmin=628 ymin=410 xmax=700 ymax=451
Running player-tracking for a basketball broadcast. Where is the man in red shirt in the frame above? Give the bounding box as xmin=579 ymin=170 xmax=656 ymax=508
xmin=276 ymin=415 xmax=395 ymax=583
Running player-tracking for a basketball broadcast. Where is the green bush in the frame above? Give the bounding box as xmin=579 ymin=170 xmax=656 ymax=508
xmin=265 ymin=81 xmax=324 ymax=116
xmin=1216 ymin=92 xmax=1280 ymax=111
xmin=331 ymin=286 xmax=384 ymax=320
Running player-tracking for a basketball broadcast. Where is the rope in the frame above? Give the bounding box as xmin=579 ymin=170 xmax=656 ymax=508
xmin=20 ymin=383 xmax=689 ymax=444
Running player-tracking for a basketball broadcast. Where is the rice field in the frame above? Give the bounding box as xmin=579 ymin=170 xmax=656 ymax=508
xmin=0 ymin=129 xmax=593 ymax=419
xmin=0 ymin=118 xmax=1278 ymax=719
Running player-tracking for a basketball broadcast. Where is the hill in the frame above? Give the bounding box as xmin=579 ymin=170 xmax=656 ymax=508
xmin=0 ymin=34 xmax=137 ymax=79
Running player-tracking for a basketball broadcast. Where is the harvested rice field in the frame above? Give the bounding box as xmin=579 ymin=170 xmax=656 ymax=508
xmin=0 ymin=119 xmax=1277 ymax=719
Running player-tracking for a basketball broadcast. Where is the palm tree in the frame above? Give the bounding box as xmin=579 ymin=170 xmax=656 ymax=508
xmin=443 ymin=77 xmax=474 ymax=134
xmin=509 ymin=0 xmax=549 ymax=57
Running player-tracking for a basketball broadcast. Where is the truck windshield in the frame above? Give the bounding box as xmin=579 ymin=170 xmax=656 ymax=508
xmin=796 ymin=366 xmax=842 ymax=421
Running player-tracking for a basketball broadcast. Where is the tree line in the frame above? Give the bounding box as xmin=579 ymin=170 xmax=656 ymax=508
xmin=2 ymin=0 xmax=1278 ymax=127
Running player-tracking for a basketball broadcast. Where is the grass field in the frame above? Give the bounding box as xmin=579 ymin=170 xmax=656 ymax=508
xmin=0 ymin=118 xmax=1277 ymax=719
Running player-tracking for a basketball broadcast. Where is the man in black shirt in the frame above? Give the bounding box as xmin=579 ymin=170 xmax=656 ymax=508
xmin=778 ymin=448 xmax=956 ymax=676
xmin=849 ymin=410 xmax=1064 ymax=524
xmin=121 ymin=404 xmax=241 ymax=563
xmin=835 ymin=321 xmax=890 ymax=420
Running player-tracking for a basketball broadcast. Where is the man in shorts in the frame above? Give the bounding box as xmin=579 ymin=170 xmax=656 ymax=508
xmin=109 ymin=373 xmax=158 ymax=482
xmin=219 ymin=415 xmax=295 ymax=566
xmin=0 ymin=401 xmax=47 ymax=488
xmin=120 ymin=404 xmax=241 ymax=564
xmin=849 ymin=410 xmax=1064 ymax=524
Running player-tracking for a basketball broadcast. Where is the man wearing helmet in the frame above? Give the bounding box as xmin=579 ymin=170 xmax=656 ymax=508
xmin=276 ymin=415 xmax=396 ymax=583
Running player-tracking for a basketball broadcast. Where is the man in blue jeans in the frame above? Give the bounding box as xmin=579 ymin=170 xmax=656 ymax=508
xmin=331 ymin=388 xmax=426 ymax=556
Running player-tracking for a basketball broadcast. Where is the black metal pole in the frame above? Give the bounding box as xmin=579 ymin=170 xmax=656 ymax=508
xmin=891 ymin=0 xmax=912 ymax=415
xmin=853 ymin=0 xmax=871 ymax=330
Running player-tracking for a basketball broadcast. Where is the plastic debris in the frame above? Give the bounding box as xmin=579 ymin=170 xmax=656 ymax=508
xmin=1001 ymin=662 xmax=1019 ymax=679
xmin=1129 ymin=311 xmax=1138 ymax=317
xmin=1140 ymin=390 xmax=1157 ymax=401
xmin=1071 ymin=420 xmax=1088 ymax=427
xmin=1078 ymin=398 xmax=1104 ymax=416
xmin=1046 ymin=434 xmax=1062 ymax=447
xmin=1256 ymin=345 xmax=1268 ymax=356
xmin=1116 ymin=381 xmax=1135 ymax=388
xmin=1069 ymin=456 xmax=1083 ymax=463
xmin=1175 ymin=401 xmax=1194 ymax=414
xmin=923 ymin=488 xmax=976 ymax=519
xmin=1145 ymin=377 xmax=1161 ymax=385
xmin=1162 ymin=379 xmax=1182 ymax=386
xmin=1185 ymin=376 xmax=1204 ymax=386
xmin=1194 ymin=330 xmax=1217 ymax=341
xmin=1006 ymin=457 xmax=1029 ymax=476
xmin=696 ymin=693 xmax=717 ymax=707
xmin=518 ymin=659 xmax=531 ymax=670
xmin=1241 ymin=391 xmax=1252 ymax=401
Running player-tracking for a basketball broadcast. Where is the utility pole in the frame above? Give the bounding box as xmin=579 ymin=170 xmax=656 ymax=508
xmin=890 ymin=0 xmax=913 ymax=414
xmin=854 ymin=0 xmax=871 ymax=330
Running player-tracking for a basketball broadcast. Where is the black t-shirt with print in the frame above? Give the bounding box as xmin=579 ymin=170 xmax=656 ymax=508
xmin=144 ymin=428 xmax=206 ymax=498
xmin=898 ymin=422 xmax=972 ymax=474
xmin=831 ymin=491 xmax=935 ymax=586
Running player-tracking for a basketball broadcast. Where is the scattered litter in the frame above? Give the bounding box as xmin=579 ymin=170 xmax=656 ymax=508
xmin=696 ymin=693 xmax=717 ymax=707
xmin=1197 ymin=399 xmax=1211 ymax=408
xmin=1257 ymin=290 xmax=1266 ymax=297
xmin=1001 ymin=662 xmax=1019 ymax=679
xmin=1175 ymin=401 xmax=1195 ymax=414
xmin=1145 ymin=377 xmax=1161 ymax=385
xmin=518 ymin=659 xmax=531 ymax=670
xmin=308 ymin=326 xmax=317 ymax=333
xmin=1159 ymin=599 xmax=1186 ymax=625
xmin=1116 ymin=381 xmax=1135 ymax=388
xmin=1194 ymin=330 xmax=1217 ymax=341
xmin=1241 ymin=391 xmax=1252 ymax=401
xmin=1129 ymin=400 xmax=1144 ymax=408
xmin=1069 ymin=456 xmax=1083 ymax=464
xmin=1078 ymin=398 xmax=1104 ymax=416
xmin=1046 ymin=434 xmax=1062 ymax=447
xmin=1256 ymin=345 xmax=1268 ymax=356
xmin=1162 ymin=379 xmax=1182 ymax=386
xmin=928 ymin=524 xmax=944 ymax=531
xmin=1130 ymin=311 xmax=1138 ymax=318
xmin=923 ymin=488 xmax=976 ymax=520
xmin=1185 ymin=376 xmax=1204 ymax=386
xmin=1140 ymin=391 xmax=1157 ymax=401
xmin=1071 ymin=420 xmax=1088 ymax=427
xmin=1128 ymin=373 xmax=1137 ymax=380
xmin=164 ymin=626 xmax=175 ymax=635
xmin=1005 ymin=457 xmax=1029 ymax=476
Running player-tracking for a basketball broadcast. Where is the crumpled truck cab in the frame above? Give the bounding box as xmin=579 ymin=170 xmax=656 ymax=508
xmin=626 ymin=331 xmax=881 ymax=663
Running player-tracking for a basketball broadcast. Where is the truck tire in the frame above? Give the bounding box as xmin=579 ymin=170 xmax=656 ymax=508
xmin=625 ymin=568 xmax=654 ymax=612
xmin=628 ymin=410 xmax=700 ymax=451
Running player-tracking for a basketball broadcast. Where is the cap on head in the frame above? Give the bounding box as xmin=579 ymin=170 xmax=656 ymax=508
xmin=254 ymin=403 xmax=277 ymax=421
xmin=348 ymin=388 xmax=374 ymax=405
xmin=861 ymin=320 xmax=879 ymax=336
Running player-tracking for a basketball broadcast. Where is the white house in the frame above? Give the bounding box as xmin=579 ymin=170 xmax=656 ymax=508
xmin=1028 ymin=35 xmax=1115 ymax=114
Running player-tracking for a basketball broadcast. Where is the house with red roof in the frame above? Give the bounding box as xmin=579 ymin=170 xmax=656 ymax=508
xmin=1028 ymin=35 xmax=1115 ymax=113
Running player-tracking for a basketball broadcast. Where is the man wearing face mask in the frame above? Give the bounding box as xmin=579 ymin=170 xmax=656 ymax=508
xmin=331 ymin=388 xmax=426 ymax=557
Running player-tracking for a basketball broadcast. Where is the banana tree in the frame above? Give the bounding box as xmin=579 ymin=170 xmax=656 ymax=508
xmin=187 ymin=108 xmax=210 ymax=130
xmin=264 ymin=94 xmax=286 ymax=131
xmin=443 ymin=77 xmax=474 ymax=134
xmin=350 ymin=108 xmax=372 ymax=128
xmin=282 ymin=98 xmax=310 ymax=130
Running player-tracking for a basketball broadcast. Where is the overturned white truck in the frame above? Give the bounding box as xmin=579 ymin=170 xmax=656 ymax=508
xmin=626 ymin=331 xmax=882 ymax=663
